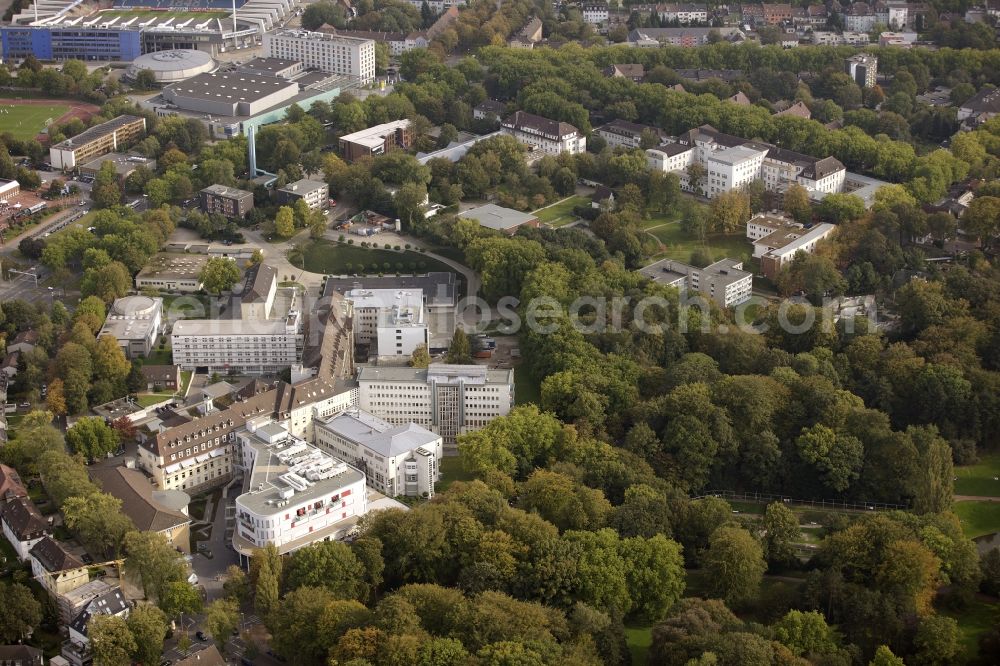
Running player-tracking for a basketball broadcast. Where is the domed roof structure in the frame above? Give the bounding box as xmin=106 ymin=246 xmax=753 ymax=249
xmin=126 ymin=49 xmax=216 ymax=84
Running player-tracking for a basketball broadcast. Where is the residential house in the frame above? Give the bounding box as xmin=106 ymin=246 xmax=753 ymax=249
xmin=29 ymin=537 xmax=89 ymax=604
xmin=591 ymin=185 xmax=616 ymax=210
xmin=0 ymin=646 xmax=43 ymax=666
xmin=6 ymin=330 xmax=38 ymax=354
xmin=958 ymin=88 xmax=1000 ymax=128
xmin=0 ymin=464 xmax=28 ymax=501
xmin=582 ymin=2 xmax=610 ymax=24
xmin=140 ymin=365 xmax=182 ymax=392
xmin=0 ymin=353 xmax=18 ymax=379
xmin=845 ymin=2 xmax=877 ymax=30
xmin=603 ymin=63 xmax=645 ymax=82
xmin=0 ymin=496 xmax=48 ymax=560
xmin=762 ymin=3 xmax=794 ymax=24
xmin=774 ymin=101 xmax=812 ymax=119
xmin=656 ymin=3 xmax=709 ymax=23
xmin=90 ymin=466 xmax=192 ymax=553
xmin=62 ymin=587 xmax=130 ymax=666
xmin=473 ymin=100 xmax=507 ymax=122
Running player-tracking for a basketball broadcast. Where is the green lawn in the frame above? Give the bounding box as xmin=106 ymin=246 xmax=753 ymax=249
xmin=956 ymin=452 xmax=1000 ymax=497
xmin=646 ymin=222 xmax=750 ymax=265
xmin=625 ymin=624 xmax=654 ymax=665
xmin=0 ymin=102 xmax=70 ymax=141
xmin=136 ymin=393 xmax=174 ymax=408
xmin=437 ymin=456 xmax=475 ymax=492
xmin=532 ymin=195 xmax=590 ymax=227
xmin=943 ymin=597 xmax=1000 ymax=659
xmin=144 ymin=348 xmax=173 ymax=365
xmin=295 ymin=240 xmax=457 ymax=276
xmin=178 ymin=371 xmax=193 ymax=396
xmin=954 ymin=501 xmax=1000 ymax=538
xmin=514 ymin=363 xmax=540 ymax=406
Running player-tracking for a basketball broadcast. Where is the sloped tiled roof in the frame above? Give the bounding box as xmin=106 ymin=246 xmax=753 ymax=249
xmin=90 ymin=467 xmax=190 ymax=534
xmin=0 ymin=496 xmax=48 ymax=540
xmin=0 ymin=464 xmax=28 ymax=501
xmin=69 ymin=587 xmax=129 ymax=636
xmin=29 ymin=536 xmax=83 ymax=573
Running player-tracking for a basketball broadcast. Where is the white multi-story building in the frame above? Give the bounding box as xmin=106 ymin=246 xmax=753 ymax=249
xmin=845 ymin=54 xmax=878 ymax=89
xmin=233 ymin=420 xmax=368 ymax=565
xmin=501 ymin=111 xmax=586 ymax=155
xmin=657 ymin=3 xmax=709 ymax=23
xmin=582 ymin=2 xmax=609 ymax=24
xmin=748 ymin=216 xmax=837 ymax=279
xmin=263 ymin=30 xmax=375 ymax=83
xmin=344 ymin=288 xmax=428 ymax=359
xmin=595 ymin=119 xmax=666 ymax=150
xmin=316 ymin=409 xmax=442 ymax=498
xmin=638 ymin=258 xmax=753 ymax=308
xmin=358 ymin=364 xmax=515 ymax=446
xmin=137 ymin=378 xmax=357 ymax=493
xmin=405 ymin=0 xmax=462 ymax=12
xmin=171 ymin=313 xmax=304 ymax=375
xmin=98 ymin=295 xmax=163 ymax=360
xmin=646 ymin=125 xmax=846 ymax=201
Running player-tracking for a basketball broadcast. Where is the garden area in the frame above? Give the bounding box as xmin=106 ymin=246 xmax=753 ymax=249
xmin=645 ymin=220 xmax=751 ymax=266
xmin=532 ymin=195 xmax=590 ymax=227
xmin=292 ymin=239 xmax=457 ymax=276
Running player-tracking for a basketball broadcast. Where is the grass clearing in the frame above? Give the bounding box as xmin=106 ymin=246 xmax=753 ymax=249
xmin=0 ymin=102 xmax=70 ymax=141
xmin=437 ymin=456 xmax=475 ymax=492
xmin=954 ymin=501 xmax=1000 ymax=539
xmin=646 ymin=222 xmax=750 ymax=265
xmin=295 ymin=240 xmax=457 ymax=276
xmin=943 ymin=597 xmax=1000 ymax=659
xmin=136 ymin=393 xmax=174 ymax=408
xmin=955 ymin=452 xmax=1000 ymax=497
xmin=625 ymin=624 xmax=654 ymax=665
xmin=532 ymin=195 xmax=589 ymax=227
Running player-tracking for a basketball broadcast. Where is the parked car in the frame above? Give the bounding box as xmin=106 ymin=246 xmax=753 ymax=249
xmin=196 ymin=631 xmax=207 ymax=641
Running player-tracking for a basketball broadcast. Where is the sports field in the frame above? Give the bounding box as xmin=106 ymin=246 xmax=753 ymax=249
xmin=96 ymin=9 xmax=231 ymax=22
xmin=0 ymin=103 xmax=71 ymax=141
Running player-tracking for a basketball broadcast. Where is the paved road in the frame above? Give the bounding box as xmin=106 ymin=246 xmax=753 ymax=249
xmin=190 ymin=478 xmax=241 ymax=602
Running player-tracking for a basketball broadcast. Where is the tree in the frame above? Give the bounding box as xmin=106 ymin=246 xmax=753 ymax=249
xmin=89 ymin=615 xmax=136 ymax=666
xmin=204 ymin=598 xmax=240 ymax=649
xmin=761 ymin=502 xmax=799 ymax=568
xmin=409 ymin=344 xmax=431 ymax=368
xmin=709 ymin=190 xmax=751 ymax=233
xmin=46 ymin=377 xmax=67 ymax=416
xmin=517 ymin=469 xmax=611 ymax=532
xmin=869 ymin=645 xmax=905 ymax=666
xmin=446 ymin=328 xmax=472 ymax=364
xmin=94 ymin=334 xmax=131 ymax=385
xmin=794 ymin=424 xmax=863 ymax=493
xmin=160 ymin=581 xmax=203 ymax=619
xmin=817 ymin=193 xmax=865 ymax=224
xmin=783 ymin=183 xmax=812 ymax=224
xmin=66 ymin=417 xmax=119 ymax=460
xmin=62 ymin=492 xmax=133 ymax=558
xmin=199 ymin=257 xmax=241 ymax=295
xmin=81 ymin=261 xmax=132 ymax=303
xmin=251 ymin=543 xmax=282 ymax=615
xmin=222 ymin=565 xmax=249 ymax=604
xmin=703 ymin=526 xmax=766 ymax=605
xmin=124 ymin=532 xmax=187 ymax=603
xmin=274 ymin=206 xmax=296 ymax=238
xmin=620 ymin=535 xmax=686 ymax=621
xmin=875 ymin=539 xmax=940 ymax=616
xmin=285 ymin=541 xmax=366 ymax=599
xmin=127 ymin=604 xmax=168 ymax=666
xmin=773 ymin=610 xmax=838 ymax=657
xmin=912 ymin=614 xmax=960 ymax=665
xmin=0 ymin=583 xmax=42 ymax=643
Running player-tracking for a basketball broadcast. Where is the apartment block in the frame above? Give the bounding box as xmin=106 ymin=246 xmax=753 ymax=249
xmin=583 ymin=2 xmax=610 ymax=24
xmin=315 ymin=409 xmax=442 ymax=498
xmin=200 ymin=184 xmax=254 ymax=219
xmin=233 ymin=420 xmax=368 ymax=563
xmin=501 ymin=111 xmax=586 ymax=155
xmin=646 ymin=125 xmax=846 ymax=200
xmin=638 ymin=257 xmax=753 ymax=307
xmin=656 ymin=3 xmax=710 ymax=23
xmin=845 ymin=54 xmax=878 ymax=89
xmin=357 ymin=364 xmax=515 ymax=446
xmin=263 ymin=30 xmax=375 ymax=83
xmin=277 ymin=178 xmax=329 ymax=210
xmin=49 ymin=115 xmax=146 ymax=170
xmin=338 ymin=120 xmax=413 ymax=162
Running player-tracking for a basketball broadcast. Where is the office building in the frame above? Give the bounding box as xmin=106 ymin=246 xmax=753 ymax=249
xmin=135 ymin=253 xmax=208 ymax=293
xmin=49 ymin=115 xmax=146 ymax=170
xmin=646 ymin=125 xmax=846 ymax=200
xmin=200 ymin=184 xmax=254 ymax=219
xmin=357 ymin=364 xmax=515 ymax=446
xmin=137 ymin=377 xmax=357 ymax=493
xmin=98 ymin=296 xmax=163 ymax=360
xmin=263 ymin=30 xmax=375 ymax=83
xmin=233 ymin=420 xmax=368 ymax=563
xmin=638 ymin=258 xmax=753 ymax=308
xmin=338 ymin=120 xmax=413 ymax=162
xmin=277 ymin=178 xmax=329 ymax=210
xmin=749 ymin=218 xmax=837 ymax=279
xmin=845 ymin=54 xmax=878 ymax=88
xmin=171 ymin=313 xmax=304 ymax=375
xmin=501 ymin=111 xmax=586 ymax=155
xmin=343 ymin=288 xmax=428 ymax=358
xmin=596 ymin=119 xmax=666 ymax=149
xmin=316 ymin=409 xmax=442 ymax=498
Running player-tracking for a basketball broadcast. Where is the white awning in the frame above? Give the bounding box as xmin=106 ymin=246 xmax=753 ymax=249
xmin=195 ymin=453 xmax=211 ymax=463
xmin=210 ymin=448 xmax=225 ymax=458
xmin=164 ymin=463 xmax=181 ymax=474
xmin=181 ymin=458 xmax=197 ymax=469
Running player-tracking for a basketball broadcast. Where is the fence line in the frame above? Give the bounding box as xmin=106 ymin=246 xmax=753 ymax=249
xmin=690 ymin=489 xmax=909 ymax=512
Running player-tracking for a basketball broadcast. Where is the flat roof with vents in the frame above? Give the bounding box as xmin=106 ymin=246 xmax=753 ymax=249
xmin=165 ymin=71 xmax=298 ymax=104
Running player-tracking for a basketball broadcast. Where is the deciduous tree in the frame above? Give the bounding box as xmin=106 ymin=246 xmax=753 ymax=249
xmin=703 ymin=526 xmax=766 ymax=605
